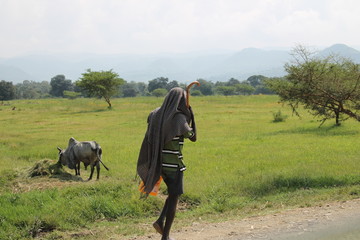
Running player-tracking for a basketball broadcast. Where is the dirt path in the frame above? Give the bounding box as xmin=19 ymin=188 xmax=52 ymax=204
xmin=125 ymin=198 xmax=360 ymax=240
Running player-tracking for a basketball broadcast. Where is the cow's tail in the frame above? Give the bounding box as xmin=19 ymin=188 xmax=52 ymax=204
xmin=97 ymin=147 xmax=109 ymax=171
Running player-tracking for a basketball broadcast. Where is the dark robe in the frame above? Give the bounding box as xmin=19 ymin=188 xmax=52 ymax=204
xmin=137 ymin=87 xmax=196 ymax=194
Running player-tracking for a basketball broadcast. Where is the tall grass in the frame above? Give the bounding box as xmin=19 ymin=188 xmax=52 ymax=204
xmin=0 ymin=95 xmax=360 ymax=239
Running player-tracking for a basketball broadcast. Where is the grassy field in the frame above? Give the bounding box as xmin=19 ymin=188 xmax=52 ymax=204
xmin=0 ymin=95 xmax=360 ymax=239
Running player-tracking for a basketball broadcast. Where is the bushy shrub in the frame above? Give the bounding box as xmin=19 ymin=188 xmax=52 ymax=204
xmin=272 ymin=110 xmax=287 ymax=122
xmin=63 ymin=91 xmax=81 ymax=99
xmin=191 ymin=90 xmax=202 ymax=96
xmin=152 ymin=88 xmax=168 ymax=97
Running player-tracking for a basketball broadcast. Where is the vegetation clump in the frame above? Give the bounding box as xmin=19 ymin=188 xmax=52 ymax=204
xmin=27 ymin=159 xmax=64 ymax=178
xmin=272 ymin=110 xmax=287 ymax=122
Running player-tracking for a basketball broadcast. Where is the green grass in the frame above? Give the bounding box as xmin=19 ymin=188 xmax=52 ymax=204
xmin=0 ymin=95 xmax=360 ymax=239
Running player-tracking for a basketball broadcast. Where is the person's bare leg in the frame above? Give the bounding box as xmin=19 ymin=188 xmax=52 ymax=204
xmin=161 ymin=194 xmax=179 ymax=240
xmin=153 ymin=198 xmax=169 ymax=235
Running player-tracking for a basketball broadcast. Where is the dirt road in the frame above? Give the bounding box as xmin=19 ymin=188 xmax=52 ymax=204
xmin=126 ymin=198 xmax=360 ymax=240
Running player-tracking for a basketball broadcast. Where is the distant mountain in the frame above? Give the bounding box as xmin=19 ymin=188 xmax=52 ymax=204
xmin=0 ymin=64 xmax=34 ymax=82
xmin=1 ymin=44 xmax=359 ymax=84
xmin=319 ymin=44 xmax=360 ymax=62
xmin=204 ymin=48 xmax=290 ymax=81
xmin=0 ymin=55 xmax=80 ymax=83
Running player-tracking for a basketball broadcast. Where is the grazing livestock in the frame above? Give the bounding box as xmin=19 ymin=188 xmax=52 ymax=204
xmin=57 ymin=137 xmax=109 ymax=180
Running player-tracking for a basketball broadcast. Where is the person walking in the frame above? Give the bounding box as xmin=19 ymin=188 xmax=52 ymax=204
xmin=137 ymin=87 xmax=197 ymax=240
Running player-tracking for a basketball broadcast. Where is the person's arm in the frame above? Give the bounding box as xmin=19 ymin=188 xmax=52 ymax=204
xmin=188 ymin=106 xmax=196 ymax=142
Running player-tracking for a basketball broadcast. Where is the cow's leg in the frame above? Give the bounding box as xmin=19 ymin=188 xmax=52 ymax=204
xmin=84 ymin=162 xmax=88 ymax=170
xmin=96 ymin=161 xmax=100 ymax=180
xmin=88 ymin=164 xmax=95 ymax=181
xmin=77 ymin=162 xmax=81 ymax=176
xmin=74 ymin=162 xmax=79 ymax=176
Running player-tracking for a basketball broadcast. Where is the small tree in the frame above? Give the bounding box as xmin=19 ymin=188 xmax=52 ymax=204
xmin=266 ymin=45 xmax=360 ymax=126
xmin=76 ymin=69 xmax=124 ymax=108
xmin=246 ymin=75 xmax=267 ymax=87
xmin=63 ymin=90 xmax=81 ymax=100
xmin=120 ymin=82 xmax=139 ymax=97
xmin=227 ymin=78 xmax=241 ymax=86
xmin=235 ymin=83 xmax=255 ymax=95
xmin=216 ymin=86 xmax=236 ymax=96
xmin=136 ymin=82 xmax=147 ymax=96
xmin=0 ymin=80 xmax=15 ymax=101
xmin=165 ymin=80 xmax=179 ymax=91
xmin=152 ymin=88 xmax=167 ymax=97
xmin=148 ymin=77 xmax=169 ymax=92
xmin=193 ymin=79 xmax=214 ymax=96
xmin=191 ymin=90 xmax=202 ymax=96
xmin=272 ymin=110 xmax=287 ymax=122
xmin=50 ymin=75 xmax=73 ymax=97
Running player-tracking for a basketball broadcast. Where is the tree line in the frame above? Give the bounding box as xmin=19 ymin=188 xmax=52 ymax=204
xmin=0 ymin=73 xmax=273 ymax=101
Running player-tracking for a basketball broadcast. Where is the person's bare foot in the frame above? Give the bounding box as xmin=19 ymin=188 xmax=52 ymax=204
xmin=152 ymin=221 xmax=163 ymax=235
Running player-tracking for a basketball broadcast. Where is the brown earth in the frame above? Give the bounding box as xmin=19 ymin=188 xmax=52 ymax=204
xmin=122 ymin=198 xmax=360 ymax=240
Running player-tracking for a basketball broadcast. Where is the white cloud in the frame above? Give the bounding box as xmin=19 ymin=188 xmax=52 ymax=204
xmin=0 ymin=0 xmax=359 ymax=57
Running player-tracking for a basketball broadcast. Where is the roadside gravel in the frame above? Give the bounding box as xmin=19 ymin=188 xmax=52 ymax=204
xmin=128 ymin=198 xmax=360 ymax=240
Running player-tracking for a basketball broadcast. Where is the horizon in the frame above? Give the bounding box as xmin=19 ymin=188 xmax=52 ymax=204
xmin=1 ymin=43 xmax=359 ymax=59
xmin=1 ymin=42 xmax=360 ymax=84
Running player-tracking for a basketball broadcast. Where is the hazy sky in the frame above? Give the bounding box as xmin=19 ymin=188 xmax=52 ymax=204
xmin=1 ymin=0 xmax=359 ymax=57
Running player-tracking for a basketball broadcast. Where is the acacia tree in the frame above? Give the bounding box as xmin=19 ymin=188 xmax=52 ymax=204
xmin=76 ymin=69 xmax=124 ymax=108
xmin=266 ymin=45 xmax=360 ymax=126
